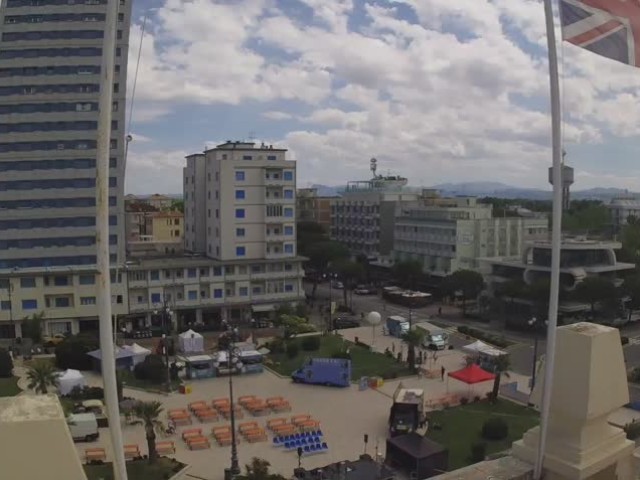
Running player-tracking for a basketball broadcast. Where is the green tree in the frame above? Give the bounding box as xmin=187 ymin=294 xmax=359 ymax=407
xmin=355 ymin=253 xmax=371 ymax=283
xmin=296 ymin=221 xmax=328 ymax=256
xmin=575 ymin=276 xmax=617 ymax=320
xmin=169 ymin=199 xmax=184 ymax=212
xmin=335 ymin=259 xmax=365 ymax=306
xmin=21 ymin=311 xmax=45 ymax=344
xmin=490 ymin=354 xmax=511 ymax=404
xmin=306 ymin=241 xmax=349 ymax=296
xmin=26 ymin=360 xmax=59 ymax=394
xmin=237 ymin=457 xmax=287 ymax=480
xmin=392 ymin=259 xmax=424 ymax=290
xmin=620 ymin=221 xmax=640 ymax=263
xmin=624 ymin=275 xmax=640 ymax=321
xmin=402 ymin=329 xmax=425 ymax=372
xmin=0 ymin=348 xmax=14 ymax=378
xmin=445 ymin=270 xmax=485 ymax=315
xmin=562 ymin=201 xmax=610 ymax=235
xmin=525 ymin=279 xmax=551 ymax=319
xmin=131 ymin=400 xmax=164 ymax=465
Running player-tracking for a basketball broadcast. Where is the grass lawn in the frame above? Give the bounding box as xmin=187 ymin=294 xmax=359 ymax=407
xmin=0 ymin=376 xmax=21 ymax=396
xmin=84 ymin=457 xmax=185 ymax=480
xmin=425 ymin=399 xmax=539 ymax=470
xmin=266 ymin=334 xmax=414 ymax=380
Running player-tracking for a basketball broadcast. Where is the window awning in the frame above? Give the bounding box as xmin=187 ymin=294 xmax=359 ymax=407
xmin=252 ymin=304 xmax=275 ymax=313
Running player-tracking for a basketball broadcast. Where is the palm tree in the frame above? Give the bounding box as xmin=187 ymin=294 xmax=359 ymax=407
xmin=26 ymin=360 xmax=59 ymax=394
xmin=237 ymin=457 xmax=287 ymax=480
xmin=402 ymin=329 xmax=425 ymax=372
xmin=131 ymin=400 xmax=164 ymax=464
xmin=490 ymin=354 xmax=511 ymax=404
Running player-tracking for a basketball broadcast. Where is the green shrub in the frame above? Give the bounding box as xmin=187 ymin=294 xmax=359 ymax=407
xmin=624 ymin=421 xmax=640 ymax=440
xmin=301 ymin=336 xmax=321 ymax=351
xmin=268 ymin=338 xmax=286 ymax=354
xmin=0 ymin=348 xmax=13 ymax=378
xmin=286 ymin=342 xmax=299 ymax=359
xmin=457 ymin=326 xmax=470 ymax=335
xmin=481 ymin=417 xmax=509 ymax=441
xmin=134 ymin=354 xmax=166 ymax=383
xmin=55 ymin=334 xmax=99 ymax=370
xmin=66 ymin=385 xmax=104 ymax=400
xmin=460 ymin=397 xmax=469 ymax=405
xmin=469 ymin=442 xmax=487 ymax=463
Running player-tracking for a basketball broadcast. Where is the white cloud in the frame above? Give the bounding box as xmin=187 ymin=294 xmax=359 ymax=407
xmin=125 ymin=0 xmax=640 ymax=193
xmin=125 ymin=148 xmax=188 ymax=194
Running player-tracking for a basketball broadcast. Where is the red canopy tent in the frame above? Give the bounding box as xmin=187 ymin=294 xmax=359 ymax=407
xmin=448 ymin=364 xmax=495 ymax=384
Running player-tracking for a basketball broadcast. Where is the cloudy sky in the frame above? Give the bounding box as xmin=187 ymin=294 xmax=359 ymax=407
xmin=124 ymin=0 xmax=640 ymax=195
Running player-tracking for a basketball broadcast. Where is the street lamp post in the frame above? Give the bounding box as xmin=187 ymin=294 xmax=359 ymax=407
xmin=222 ymin=324 xmax=242 ymax=480
xmin=528 ymin=317 xmax=547 ymax=393
xmin=154 ymin=300 xmax=173 ymax=392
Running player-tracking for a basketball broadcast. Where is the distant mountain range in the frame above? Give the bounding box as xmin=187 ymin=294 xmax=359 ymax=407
xmin=309 ymin=182 xmax=638 ymax=201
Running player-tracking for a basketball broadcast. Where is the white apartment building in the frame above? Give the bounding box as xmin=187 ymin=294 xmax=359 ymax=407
xmin=331 ymin=175 xmax=420 ymax=260
xmin=0 ymin=0 xmax=132 ymax=338
xmin=184 ymin=153 xmax=206 ymax=254
xmin=393 ymin=195 xmax=549 ymax=276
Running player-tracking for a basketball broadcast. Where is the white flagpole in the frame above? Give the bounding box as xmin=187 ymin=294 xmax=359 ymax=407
xmin=96 ymin=0 xmax=128 ymax=478
xmin=535 ymin=0 xmax=563 ymax=478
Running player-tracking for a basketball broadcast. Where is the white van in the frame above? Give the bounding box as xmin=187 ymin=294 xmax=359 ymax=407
xmin=67 ymin=413 xmax=99 ymax=442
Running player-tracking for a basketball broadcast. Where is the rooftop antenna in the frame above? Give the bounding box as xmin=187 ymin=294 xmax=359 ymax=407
xmin=370 ymin=157 xmax=378 ymax=179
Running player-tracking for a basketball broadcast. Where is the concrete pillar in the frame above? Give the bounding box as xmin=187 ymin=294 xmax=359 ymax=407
xmin=195 ymin=309 xmax=203 ymax=325
xmin=144 ymin=312 xmax=152 ymax=328
xmin=512 ymin=322 xmax=636 ymax=480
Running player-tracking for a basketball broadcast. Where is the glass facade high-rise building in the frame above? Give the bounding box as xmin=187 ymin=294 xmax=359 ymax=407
xmin=0 ymin=0 xmax=132 ymax=337
xmin=0 ymin=0 xmax=131 ymax=269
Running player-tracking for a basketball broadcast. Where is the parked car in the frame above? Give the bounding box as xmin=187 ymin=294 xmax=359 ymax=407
xmin=354 ymin=285 xmax=375 ymax=295
xmin=42 ymin=333 xmax=66 ymax=347
xmin=333 ymin=315 xmax=360 ymax=330
xmin=331 ymin=281 xmax=344 ymax=289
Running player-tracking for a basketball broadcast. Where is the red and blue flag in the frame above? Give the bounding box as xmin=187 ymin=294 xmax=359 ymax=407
xmin=560 ymin=0 xmax=640 ymax=66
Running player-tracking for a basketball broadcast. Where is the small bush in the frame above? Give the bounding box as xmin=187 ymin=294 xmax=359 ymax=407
xmin=286 ymin=342 xmax=299 ymax=359
xmin=67 ymin=385 xmax=104 ymax=401
xmin=457 ymin=326 xmax=470 ymax=335
xmin=473 ymin=395 xmax=481 ymax=403
xmin=0 ymin=348 xmax=13 ymax=378
xmin=469 ymin=442 xmax=487 ymax=463
xmin=268 ymin=338 xmax=286 ymax=354
xmin=55 ymin=334 xmax=99 ymax=370
xmin=621 ymin=336 xmax=630 ymax=346
xmin=460 ymin=397 xmax=469 ymax=405
xmin=134 ymin=354 xmax=166 ymax=383
xmin=624 ymin=421 xmax=640 ymax=440
xmin=481 ymin=417 xmax=509 ymax=441
xmin=301 ymin=336 xmax=321 ymax=351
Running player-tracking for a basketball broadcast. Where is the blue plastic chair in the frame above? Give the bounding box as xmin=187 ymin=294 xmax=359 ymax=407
xmin=310 ymin=444 xmax=316 ymax=452
xmin=304 ymin=445 xmax=310 ymax=453
xmin=322 ymin=442 xmax=328 ymax=450
xmin=284 ymin=441 xmax=291 ymax=449
xmin=295 ymin=440 xmax=301 ymax=447
xmin=301 ymin=438 xmax=307 ymax=445
xmin=273 ymin=437 xmax=280 ymax=445
xmin=317 ymin=430 xmax=323 ymax=437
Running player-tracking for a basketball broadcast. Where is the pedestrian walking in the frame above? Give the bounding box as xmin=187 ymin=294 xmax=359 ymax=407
xmin=441 ymin=365 xmax=445 ymax=381
xmin=391 ymin=342 xmax=396 ymax=354
xmin=438 ymin=306 xmax=442 ymax=316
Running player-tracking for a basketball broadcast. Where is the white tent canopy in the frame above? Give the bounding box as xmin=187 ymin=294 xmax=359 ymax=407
xmin=57 ymin=369 xmax=86 ymax=396
xmin=462 ymin=340 xmax=506 ymax=358
xmin=179 ymin=329 xmax=204 ymax=353
xmin=123 ymin=343 xmax=151 ymax=365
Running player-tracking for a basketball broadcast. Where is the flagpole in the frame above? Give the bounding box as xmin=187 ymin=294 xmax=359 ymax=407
xmin=96 ymin=0 xmax=128 ymax=479
xmin=535 ymin=0 xmax=563 ymax=478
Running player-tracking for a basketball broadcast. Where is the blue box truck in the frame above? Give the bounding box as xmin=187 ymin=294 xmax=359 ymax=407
xmin=291 ymin=357 xmax=351 ymax=387
xmin=386 ymin=315 xmax=410 ymax=338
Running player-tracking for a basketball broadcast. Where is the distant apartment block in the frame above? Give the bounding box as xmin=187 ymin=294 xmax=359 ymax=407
xmin=393 ymin=193 xmax=549 ymax=276
xmin=184 ymin=153 xmax=206 ymax=254
xmin=607 ymin=196 xmax=640 ymax=231
xmin=331 ymin=166 xmax=420 ymax=260
xmin=126 ymin=210 xmax=184 ymax=258
xmin=297 ymin=187 xmax=333 ymax=231
xmin=0 ymin=0 xmax=133 ymax=337
xmin=125 ymin=193 xmax=175 ymax=211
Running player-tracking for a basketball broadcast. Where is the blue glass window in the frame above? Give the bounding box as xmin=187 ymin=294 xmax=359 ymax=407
xmin=235 ymin=209 xmax=245 ymax=219
xmin=0 ymin=196 xmax=116 ymax=210
xmin=284 ymin=190 xmax=294 ymax=199
xmin=285 ymin=284 xmax=294 ymax=292
xmin=0 ymin=84 xmax=99 ymax=97
xmin=0 ymin=121 xmax=98 ymax=133
xmin=2 ymin=30 xmax=111 ymax=41
xmin=20 ymin=277 xmax=35 ymax=288
xmin=0 ymin=103 xmax=99 ymax=115
xmin=284 ymin=263 xmax=293 ymax=271
xmin=187 ymin=268 xmax=197 ymax=278
xmin=235 ymin=190 xmax=245 ymax=200
xmin=0 ymin=235 xmax=116 ymax=250
xmin=6 ymin=0 xmax=107 ymax=6
xmin=22 ymin=299 xmax=37 ymax=310
xmin=284 ymin=226 xmax=294 ymax=235
xmin=0 ymin=47 xmax=103 ymax=59
xmin=252 ymin=286 xmax=261 ymax=295
xmin=0 ymin=65 xmax=101 ymax=77
xmin=4 ymin=13 xmax=111 ymax=24
xmin=0 ymin=177 xmax=116 ymax=191
xmin=242 ymin=155 xmax=252 ymax=160
xmin=54 ymin=297 xmax=70 ymax=308
xmin=214 ymin=289 xmax=223 ymax=299
xmin=236 ymin=246 xmax=246 ymax=257
xmin=79 ymin=275 xmax=94 ymax=285
xmin=267 ymin=155 xmax=277 ymax=160
xmin=235 ymin=171 xmax=245 ymax=181
xmin=236 ymin=228 xmax=245 ymax=237
xmin=149 ymin=270 xmax=159 ymax=281
xmin=188 ymin=290 xmax=197 ymax=300
xmin=53 ymin=276 xmax=69 ymax=286
xmin=284 ymin=244 xmax=294 ymax=254
xmin=80 ymin=297 xmax=96 ymax=305
xmin=150 ymin=293 xmax=161 ymax=304
xmin=213 ymin=267 xmax=222 ymax=276
xmin=0 ymin=301 xmax=10 ymax=310
xmin=0 ymin=139 xmax=98 ymax=152
xmin=0 ymin=255 xmax=104 ymax=269
xmin=239 ymin=287 xmax=248 ymax=296
xmin=0 ymin=216 xmax=116 ymax=230
xmin=0 ymin=158 xmax=114 ymax=171
xmin=284 ymin=171 xmax=294 ymax=181
xmin=284 ymin=208 xmax=293 ymax=217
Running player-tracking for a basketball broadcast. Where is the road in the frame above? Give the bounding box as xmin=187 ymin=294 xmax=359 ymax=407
xmin=305 ymin=281 xmax=640 ymax=379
